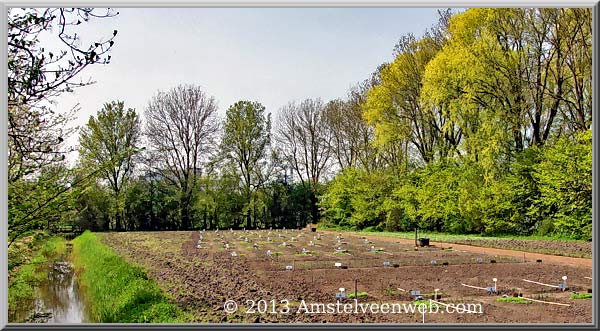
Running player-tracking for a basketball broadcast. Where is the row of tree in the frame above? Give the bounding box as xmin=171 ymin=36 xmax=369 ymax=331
xmin=8 ymin=8 xmax=593 ymax=244
xmin=320 ymin=8 xmax=592 ymax=240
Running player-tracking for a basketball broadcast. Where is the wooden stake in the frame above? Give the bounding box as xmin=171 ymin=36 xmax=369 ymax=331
xmin=461 ymin=283 xmax=488 ymax=290
xmin=521 ymin=297 xmax=570 ymax=306
xmin=521 ymin=279 xmax=560 ymax=288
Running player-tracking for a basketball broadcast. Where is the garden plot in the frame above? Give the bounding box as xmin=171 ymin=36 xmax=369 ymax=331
xmin=99 ymin=230 xmax=593 ymax=323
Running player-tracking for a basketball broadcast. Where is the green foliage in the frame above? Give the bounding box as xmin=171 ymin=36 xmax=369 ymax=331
xmin=497 ymin=297 xmax=532 ymax=304
xmin=533 ymin=130 xmax=592 ymax=240
xmin=319 ymin=168 xmax=395 ymax=230
xmin=8 ymin=164 xmax=77 ymax=246
xmin=321 ymin=131 xmax=591 ymax=240
xmin=570 ymin=292 xmax=592 ymax=300
xmin=347 ymin=291 xmax=368 ymax=299
xmin=8 ymin=234 xmax=66 ymax=322
xmin=72 ymin=231 xmax=186 ymax=322
xmin=78 ymin=101 xmax=142 ymax=231
xmin=220 ymin=100 xmax=272 ymax=228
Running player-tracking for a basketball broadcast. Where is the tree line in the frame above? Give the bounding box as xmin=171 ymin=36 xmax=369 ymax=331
xmin=8 ymin=8 xmax=592 ymax=245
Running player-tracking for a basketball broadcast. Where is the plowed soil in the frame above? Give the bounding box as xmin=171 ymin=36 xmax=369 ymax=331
xmin=98 ymin=230 xmax=593 ymax=323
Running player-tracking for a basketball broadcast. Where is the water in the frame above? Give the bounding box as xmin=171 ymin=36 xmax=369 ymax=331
xmin=14 ymin=244 xmax=90 ymax=323
xmin=32 ymin=261 xmax=89 ymax=323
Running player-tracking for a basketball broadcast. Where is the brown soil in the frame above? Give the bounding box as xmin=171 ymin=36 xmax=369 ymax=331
xmin=327 ymin=231 xmax=593 ymax=268
xmin=98 ymin=230 xmax=593 ymax=324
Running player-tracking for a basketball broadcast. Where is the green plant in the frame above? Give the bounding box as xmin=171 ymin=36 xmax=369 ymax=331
xmin=347 ymin=291 xmax=368 ymax=299
xmin=497 ymin=297 xmax=532 ymax=304
xmin=570 ymin=292 xmax=592 ymax=299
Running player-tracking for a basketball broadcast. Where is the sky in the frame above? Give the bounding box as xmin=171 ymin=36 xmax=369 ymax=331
xmin=45 ymin=8 xmax=443 ymax=161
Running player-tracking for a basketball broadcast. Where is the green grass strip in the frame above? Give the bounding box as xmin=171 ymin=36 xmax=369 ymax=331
xmin=497 ymin=297 xmax=533 ymax=304
xmin=570 ymin=292 xmax=592 ymax=299
xmin=72 ymin=231 xmax=186 ymax=323
xmin=347 ymin=291 xmax=368 ymax=299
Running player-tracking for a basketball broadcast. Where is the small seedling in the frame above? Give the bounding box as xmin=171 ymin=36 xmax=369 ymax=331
xmin=570 ymin=292 xmax=592 ymax=299
xmin=497 ymin=297 xmax=532 ymax=304
xmin=348 ymin=291 xmax=368 ymax=299
xmin=431 ymin=260 xmax=437 ymax=266
xmin=475 ymin=258 xmax=483 ymax=264
xmin=231 ymin=251 xmax=238 ymax=257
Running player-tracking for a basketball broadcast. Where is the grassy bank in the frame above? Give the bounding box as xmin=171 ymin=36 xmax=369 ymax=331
xmin=71 ymin=231 xmax=187 ymax=323
xmin=8 ymin=232 xmax=67 ymax=322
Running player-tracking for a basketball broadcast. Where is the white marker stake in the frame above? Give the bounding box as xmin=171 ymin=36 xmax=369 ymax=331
xmin=493 ymin=278 xmax=497 ymax=293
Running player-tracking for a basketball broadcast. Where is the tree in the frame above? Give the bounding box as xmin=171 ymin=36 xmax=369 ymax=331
xmin=533 ymin=130 xmax=592 ymax=240
xmin=221 ymin=101 xmax=272 ymax=228
xmin=276 ymin=98 xmax=332 ymax=223
xmin=324 ymin=81 xmax=381 ymax=172
xmin=8 ymin=7 xmax=118 ymax=239
xmin=78 ymin=101 xmax=142 ymax=231
xmin=8 ymin=8 xmax=117 ymax=107
xmin=364 ymin=14 xmax=461 ymax=168
xmin=145 ymin=85 xmax=219 ymax=230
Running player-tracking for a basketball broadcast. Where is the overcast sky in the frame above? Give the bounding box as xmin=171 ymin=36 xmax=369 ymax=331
xmin=47 ymin=8 xmax=442 ymax=160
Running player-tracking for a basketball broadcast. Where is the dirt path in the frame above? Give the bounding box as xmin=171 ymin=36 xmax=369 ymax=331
xmin=323 ymin=230 xmax=592 ymax=268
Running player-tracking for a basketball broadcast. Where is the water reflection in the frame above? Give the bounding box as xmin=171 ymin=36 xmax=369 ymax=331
xmin=34 ymin=261 xmax=88 ymax=323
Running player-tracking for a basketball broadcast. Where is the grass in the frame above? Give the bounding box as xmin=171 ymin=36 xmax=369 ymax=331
xmin=8 ymin=233 xmax=67 ymax=322
xmin=570 ymin=292 xmax=593 ymax=299
xmin=347 ymin=291 xmax=368 ymax=299
xmin=497 ymin=297 xmax=532 ymax=304
xmin=72 ymin=231 xmax=188 ymax=323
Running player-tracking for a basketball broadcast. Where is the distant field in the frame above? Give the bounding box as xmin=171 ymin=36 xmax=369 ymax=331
xmin=98 ymin=230 xmax=592 ymax=323
xmin=320 ymin=228 xmax=592 ymax=259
